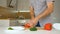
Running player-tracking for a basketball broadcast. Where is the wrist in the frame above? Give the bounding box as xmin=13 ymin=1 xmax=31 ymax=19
xmin=35 ymin=15 xmax=42 ymax=21
xmin=35 ymin=17 xmax=39 ymax=21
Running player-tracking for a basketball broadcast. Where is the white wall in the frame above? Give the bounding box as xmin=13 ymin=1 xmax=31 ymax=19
xmin=0 ymin=0 xmax=7 ymax=7
xmin=17 ymin=0 xmax=29 ymax=11
xmin=51 ymin=0 xmax=60 ymax=23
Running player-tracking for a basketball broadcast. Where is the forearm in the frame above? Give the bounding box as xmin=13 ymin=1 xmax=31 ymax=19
xmin=35 ymin=2 xmax=54 ymax=21
xmin=30 ymin=6 xmax=35 ymax=19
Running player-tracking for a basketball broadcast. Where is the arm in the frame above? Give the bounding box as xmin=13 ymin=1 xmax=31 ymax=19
xmin=24 ymin=6 xmax=35 ymax=28
xmin=34 ymin=1 xmax=54 ymax=24
xmin=30 ymin=6 xmax=35 ymax=19
xmin=36 ymin=2 xmax=54 ymax=20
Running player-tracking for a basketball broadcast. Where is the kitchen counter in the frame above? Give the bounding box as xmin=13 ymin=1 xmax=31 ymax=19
xmin=0 ymin=26 xmax=60 ymax=34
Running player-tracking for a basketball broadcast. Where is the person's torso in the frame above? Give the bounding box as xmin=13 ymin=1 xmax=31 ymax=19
xmin=30 ymin=0 xmax=53 ymax=27
xmin=30 ymin=0 xmax=47 ymax=16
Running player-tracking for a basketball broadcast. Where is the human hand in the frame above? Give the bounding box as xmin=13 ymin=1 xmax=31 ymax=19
xmin=24 ymin=20 xmax=35 ymax=29
xmin=24 ymin=18 xmax=38 ymax=28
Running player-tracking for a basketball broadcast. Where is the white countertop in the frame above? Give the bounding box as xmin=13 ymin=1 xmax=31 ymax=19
xmin=0 ymin=26 xmax=60 ymax=34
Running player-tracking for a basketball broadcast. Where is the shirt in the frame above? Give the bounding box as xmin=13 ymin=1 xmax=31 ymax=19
xmin=29 ymin=0 xmax=54 ymax=27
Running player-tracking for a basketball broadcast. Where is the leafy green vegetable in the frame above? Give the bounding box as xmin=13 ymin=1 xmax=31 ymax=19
xmin=29 ymin=27 xmax=37 ymax=31
xmin=8 ymin=27 xmax=14 ymax=30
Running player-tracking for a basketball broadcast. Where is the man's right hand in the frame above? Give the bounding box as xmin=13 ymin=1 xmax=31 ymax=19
xmin=24 ymin=20 xmax=34 ymax=29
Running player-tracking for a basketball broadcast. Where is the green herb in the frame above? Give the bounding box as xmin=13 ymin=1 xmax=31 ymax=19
xmin=8 ymin=27 xmax=14 ymax=30
xmin=29 ymin=27 xmax=37 ymax=31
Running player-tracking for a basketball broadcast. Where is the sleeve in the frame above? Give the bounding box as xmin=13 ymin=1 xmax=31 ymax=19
xmin=46 ymin=0 xmax=54 ymax=3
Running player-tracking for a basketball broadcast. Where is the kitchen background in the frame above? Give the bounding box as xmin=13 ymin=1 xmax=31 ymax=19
xmin=0 ymin=0 xmax=60 ymax=26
